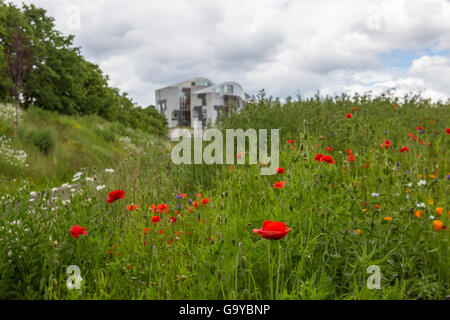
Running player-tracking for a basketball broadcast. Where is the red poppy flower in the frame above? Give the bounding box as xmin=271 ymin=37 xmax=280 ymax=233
xmin=416 ymin=126 xmax=423 ymax=130
xmin=381 ymin=140 xmax=391 ymax=149
xmin=196 ymin=193 xmax=202 ymax=198
xmin=169 ymin=216 xmax=177 ymax=223
xmin=287 ymin=140 xmax=294 ymax=145
xmin=143 ymin=227 xmax=151 ymax=236
xmin=253 ymin=221 xmax=291 ymax=240
xmin=348 ymin=155 xmax=355 ymax=162
xmin=276 ymin=167 xmax=285 ymax=174
xmin=273 ymin=181 xmax=286 ymax=189
xmin=325 ymin=147 xmax=333 ymax=152
xmin=151 ymin=216 xmax=161 ymax=224
xmin=353 ymin=108 xmax=357 ymax=111
xmin=127 ymin=205 xmax=139 ymax=211
xmin=157 ymin=204 xmax=169 ymax=213
xmin=193 ymin=201 xmax=199 ymax=207
xmin=446 ymin=128 xmax=450 ymax=134
xmin=314 ymin=154 xmax=324 ymax=162
xmin=319 ymin=155 xmax=335 ymax=164
xmin=201 ymin=198 xmax=210 ymax=205
xmin=346 ymin=149 xmax=353 ymax=155
xmin=400 ymin=147 xmax=409 ymax=153
xmin=346 ymin=113 xmax=352 ymax=119
xmin=180 ymin=194 xmax=188 ymax=198
xmin=70 ymin=225 xmax=88 ymax=238
xmin=107 ymin=190 xmax=125 ymax=203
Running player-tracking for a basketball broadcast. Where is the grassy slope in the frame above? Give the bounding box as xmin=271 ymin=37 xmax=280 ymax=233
xmin=0 ymin=105 xmax=166 ymax=194
xmin=0 ymin=98 xmax=449 ymax=300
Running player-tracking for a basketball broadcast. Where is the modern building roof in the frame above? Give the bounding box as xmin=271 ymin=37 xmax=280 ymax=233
xmin=193 ymin=82 xmax=246 ymax=100
xmin=169 ymin=77 xmax=215 ymax=88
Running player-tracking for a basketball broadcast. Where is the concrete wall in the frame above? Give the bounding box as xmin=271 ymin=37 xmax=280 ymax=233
xmin=155 ymin=87 xmax=179 ymax=128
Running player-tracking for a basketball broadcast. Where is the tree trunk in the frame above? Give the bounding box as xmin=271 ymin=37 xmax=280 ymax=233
xmin=14 ymin=99 xmax=19 ymax=136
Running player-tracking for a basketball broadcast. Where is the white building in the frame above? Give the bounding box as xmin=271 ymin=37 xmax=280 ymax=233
xmin=155 ymin=77 xmax=246 ymax=128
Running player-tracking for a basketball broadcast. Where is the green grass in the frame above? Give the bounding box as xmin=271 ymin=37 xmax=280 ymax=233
xmin=0 ymin=95 xmax=449 ymax=300
xmin=0 ymin=105 xmax=166 ymax=194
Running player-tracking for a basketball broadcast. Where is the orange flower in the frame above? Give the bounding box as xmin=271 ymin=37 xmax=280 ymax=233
xmin=433 ymin=220 xmax=444 ymax=232
xmin=384 ymin=217 xmax=393 ymax=221
xmin=435 ymin=207 xmax=443 ymax=216
xmin=356 ymin=229 xmax=361 ymax=236
xmin=415 ymin=211 xmax=422 ymax=218
xmin=127 ymin=204 xmax=139 ymax=211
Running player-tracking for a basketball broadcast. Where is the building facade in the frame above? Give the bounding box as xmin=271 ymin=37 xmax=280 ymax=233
xmin=155 ymin=77 xmax=246 ymax=128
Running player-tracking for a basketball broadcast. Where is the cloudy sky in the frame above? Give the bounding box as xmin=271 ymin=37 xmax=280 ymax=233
xmin=9 ymin=0 xmax=450 ymax=106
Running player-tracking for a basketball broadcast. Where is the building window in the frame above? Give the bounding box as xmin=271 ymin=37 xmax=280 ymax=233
xmin=203 ymin=108 xmax=207 ymax=119
xmin=198 ymin=94 xmax=207 ymax=106
xmin=194 ymin=80 xmax=210 ymax=87
xmin=193 ymin=109 xmax=200 ymax=119
xmin=158 ymin=100 xmax=167 ymax=113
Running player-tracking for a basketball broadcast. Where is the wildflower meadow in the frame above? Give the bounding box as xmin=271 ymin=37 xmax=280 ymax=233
xmin=0 ymin=93 xmax=449 ymax=300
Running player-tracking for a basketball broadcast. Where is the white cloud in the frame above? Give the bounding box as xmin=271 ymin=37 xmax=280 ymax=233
xmin=8 ymin=0 xmax=450 ymax=105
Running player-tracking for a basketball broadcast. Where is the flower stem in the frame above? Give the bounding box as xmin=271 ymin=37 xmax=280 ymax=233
xmin=268 ymin=240 xmax=273 ymax=299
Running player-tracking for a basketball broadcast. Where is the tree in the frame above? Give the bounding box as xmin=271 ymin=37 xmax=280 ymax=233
xmin=0 ymin=2 xmax=168 ymax=136
xmin=0 ymin=1 xmax=11 ymax=100
xmin=4 ymin=26 xmax=35 ymax=135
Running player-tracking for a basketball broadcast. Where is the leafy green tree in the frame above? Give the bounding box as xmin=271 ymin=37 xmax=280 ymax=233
xmin=0 ymin=2 xmax=168 ymax=135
